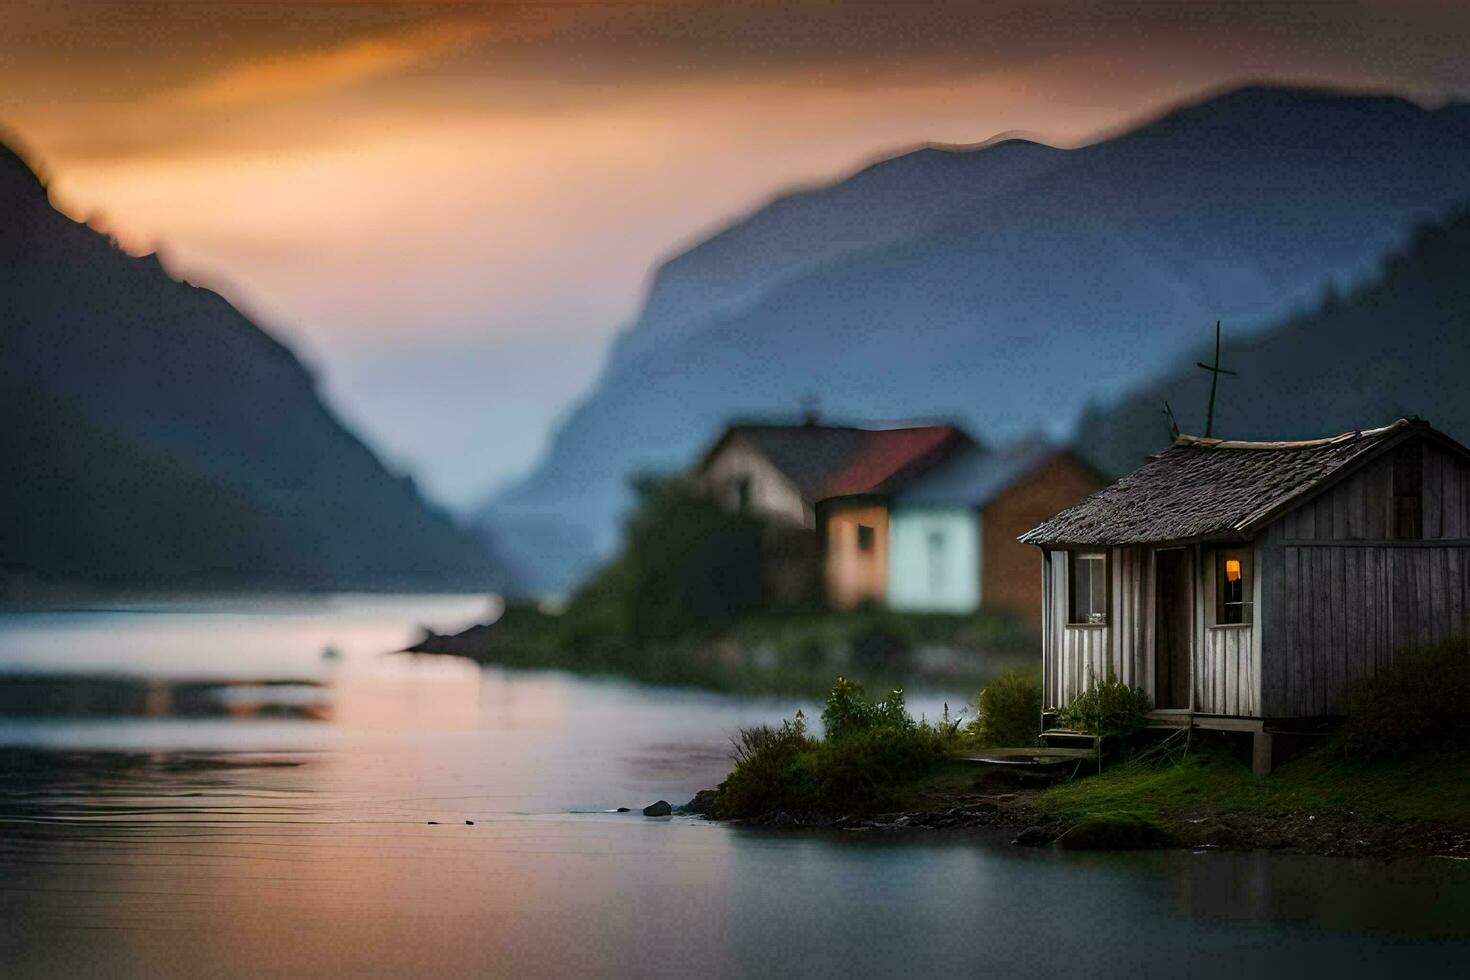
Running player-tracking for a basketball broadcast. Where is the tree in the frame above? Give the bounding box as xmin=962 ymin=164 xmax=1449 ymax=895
xmin=565 ymin=476 xmax=766 ymax=644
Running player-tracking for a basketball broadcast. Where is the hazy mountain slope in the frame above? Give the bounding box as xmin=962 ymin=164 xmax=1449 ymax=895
xmin=0 ymin=143 xmax=498 ymax=593
xmin=1073 ymin=208 xmax=1470 ymax=476
xmin=613 ymin=138 xmax=1067 ymax=365
xmin=482 ymin=85 xmax=1470 ymax=595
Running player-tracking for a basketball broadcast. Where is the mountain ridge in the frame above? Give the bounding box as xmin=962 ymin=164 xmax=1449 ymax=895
xmin=0 ymin=139 xmax=499 ymax=593
xmin=479 ymin=83 xmax=1470 ymax=595
xmin=1072 ymin=206 xmax=1470 ymax=475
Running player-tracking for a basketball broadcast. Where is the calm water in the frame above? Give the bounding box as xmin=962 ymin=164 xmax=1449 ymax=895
xmin=1 ymin=596 xmax=1468 ymax=978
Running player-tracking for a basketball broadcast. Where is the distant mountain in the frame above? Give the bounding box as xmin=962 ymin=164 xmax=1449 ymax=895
xmin=0 ymin=142 xmax=498 ymax=594
xmin=1073 ymin=206 xmax=1470 ymax=475
xmin=478 ymin=84 xmax=1470 ymax=595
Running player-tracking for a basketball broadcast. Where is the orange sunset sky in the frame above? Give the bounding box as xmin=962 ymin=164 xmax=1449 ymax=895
xmin=5 ymin=1 xmax=1469 ymax=505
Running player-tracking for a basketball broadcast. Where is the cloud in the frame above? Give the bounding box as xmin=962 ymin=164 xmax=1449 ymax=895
xmin=167 ymin=17 xmax=495 ymax=110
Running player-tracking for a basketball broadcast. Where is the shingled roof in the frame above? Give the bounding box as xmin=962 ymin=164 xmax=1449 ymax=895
xmin=697 ymin=422 xmax=972 ymax=501
xmin=1019 ymin=419 xmax=1431 ymax=547
xmin=820 ymin=426 xmax=969 ymax=497
xmin=895 ymin=437 xmax=1077 ymax=507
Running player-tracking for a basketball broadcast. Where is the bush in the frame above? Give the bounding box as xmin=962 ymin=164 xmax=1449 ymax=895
xmin=717 ymin=713 xmax=821 ymax=817
xmin=1340 ymin=638 xmax=1470 ymax=760
xmin=821 ymin=676 xmax=913 ymax=741
xmin=970 ymin=669 xmax=1042 ymax=747
xmin=810 ymin=724 xmax=959 ymax=813
xmin=1056 ymin=670 xmax=1151 ymax=739
xmin=715 ymin=678 xmax=961 ymax=819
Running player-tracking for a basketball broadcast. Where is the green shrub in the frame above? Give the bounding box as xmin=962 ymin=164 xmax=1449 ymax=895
xmin=821 ymin=676 xmax=913 ymax=741
xmin=1340 ymin=638 xmax=1470 ymax=760
xmin=717 ymin=713 xmax=820 ymax=818
xmin=715 ymin=678 xmax=961 ymax=819
xmin=969 ymin=669 xmax=1042 ymax=747
xmin=1056 ymin=670 xmax=1151 ymax=739
xmin=810 ymin=724 xmax=959 ymax=812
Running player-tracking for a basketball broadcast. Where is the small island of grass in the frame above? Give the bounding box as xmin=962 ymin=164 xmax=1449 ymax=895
xmin=698 ymin=643 xmax=1470 ymax=860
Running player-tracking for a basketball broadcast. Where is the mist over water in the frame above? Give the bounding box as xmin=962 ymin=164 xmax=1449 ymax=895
xmin=1 ymin=597 xmax=1467 ymax=976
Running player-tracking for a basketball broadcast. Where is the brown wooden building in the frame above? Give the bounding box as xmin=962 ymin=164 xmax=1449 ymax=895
xmin=1021 ymin=419 xmax=1470 ymax=773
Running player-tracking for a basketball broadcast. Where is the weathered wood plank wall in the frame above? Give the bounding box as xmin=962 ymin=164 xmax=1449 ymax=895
xmin=1258 ymin=437 xmax=1470 ymax=717
xmin=1266 ymin=543 xmax=1470 ymax=715
xmin=1196 ymin=626 xmax=1256 ymax=715
xmin=1278 ymin=447 xmax=1470 ymax=542
xmin=1108 ymin=545 xmax=1151 ymax=691
xmin=1043 ymin=546 xmax=1152 ymax=709
xmin=1055 ymin=627 xmax=1110 ymax=709
xmin=1425 ymin=443 xmax=1470 ymax=539
xmin=1041 ymin=550 xmax=1053 ymax=712
xmin=1195 ymin=546 xmax=1256 ymax=715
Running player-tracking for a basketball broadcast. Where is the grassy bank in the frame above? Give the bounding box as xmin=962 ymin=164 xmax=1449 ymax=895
xmin=704 ymin=644 xmax=1470 ymax=858
xmin=1034 ymin=745 xmax=1470 ymax=827
xmin=711 ymin=730 xmax=1470 ymax=857
xmin=410 ymin=602 xmax=1035 ymax=697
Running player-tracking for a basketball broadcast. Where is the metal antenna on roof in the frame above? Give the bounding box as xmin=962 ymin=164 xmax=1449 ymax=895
xmin=1195 ymin=320 xmax=1237 ymax=438
xmin=1162 ymin=400 xmax=1181 ymax=442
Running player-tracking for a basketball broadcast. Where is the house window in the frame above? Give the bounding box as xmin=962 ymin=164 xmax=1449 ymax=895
xmin=1392 ymin=443 xmax=1422 ymax=540
xmin=927 ymin=530 xmax=946 ymax=594
xmin=735 ymin=476 xmax=752 ymax=513
xmin=1216 ymin=549 xmax=1253 ymax=624
xmin=1069 ymin=552 xmax=1107 ymax=624
xmin=856 ymin=524 xmax=875 ymax=552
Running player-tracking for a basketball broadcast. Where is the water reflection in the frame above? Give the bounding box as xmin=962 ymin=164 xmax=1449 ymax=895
xmin=0 ymin=595 xmax=491 ymax=751
xmin=1 ymin=597 xmax=1469 ymax=977
xmin=0 ymin=674 xmax=332 ymax=721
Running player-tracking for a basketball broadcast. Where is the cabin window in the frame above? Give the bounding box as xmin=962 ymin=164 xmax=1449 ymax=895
xmin=1215 ymin=549 xmax=1253 ymax=625
xmin=1392 ymin=443 xmax=1422 ymax=540
xmin=856 ymin=524 xmax=876 ymax=553
xmin=1068 ymin=552 xmax=1107 ymax=624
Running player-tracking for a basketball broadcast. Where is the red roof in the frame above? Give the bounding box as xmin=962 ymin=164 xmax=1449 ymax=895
xmin=820 ymin=426 xmax=968 ymax=498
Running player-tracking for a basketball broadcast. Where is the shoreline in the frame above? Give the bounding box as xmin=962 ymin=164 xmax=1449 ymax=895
xmin=407 ymin=610 xmax=1033 ymax=698
xmin=690 ymin=768 xmax=1470 ymax=862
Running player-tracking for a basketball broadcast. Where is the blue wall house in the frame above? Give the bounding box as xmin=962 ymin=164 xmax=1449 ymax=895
xmin=887 ymin=440 xmax=1103 ymax=620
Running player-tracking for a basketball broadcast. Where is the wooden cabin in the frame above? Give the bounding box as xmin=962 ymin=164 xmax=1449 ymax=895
xmin=1020 ymin=419 xmax=1470 ymax=773
xmin=889 ymin=440 xmax=1103 ymax=622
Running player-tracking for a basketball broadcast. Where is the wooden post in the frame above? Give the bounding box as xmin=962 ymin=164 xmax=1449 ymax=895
xmin=1251 ymin=730 xmax=1273 ymax=777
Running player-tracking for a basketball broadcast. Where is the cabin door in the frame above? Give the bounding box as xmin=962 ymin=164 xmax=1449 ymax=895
xmin=1153 ymin=548 xmax=1192 ymax=710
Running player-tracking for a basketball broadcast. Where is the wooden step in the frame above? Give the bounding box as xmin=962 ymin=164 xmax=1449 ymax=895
xmin=1039 ymin=729 xmax=1100 ymax=749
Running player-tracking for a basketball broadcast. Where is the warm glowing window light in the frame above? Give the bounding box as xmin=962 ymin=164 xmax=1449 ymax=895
xmin=1225 ymin=559 xmax=1242 ymax=582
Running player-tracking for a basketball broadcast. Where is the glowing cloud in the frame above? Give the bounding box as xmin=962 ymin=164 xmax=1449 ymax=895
xmin=169 ymin=17 xmax=494 ymax=109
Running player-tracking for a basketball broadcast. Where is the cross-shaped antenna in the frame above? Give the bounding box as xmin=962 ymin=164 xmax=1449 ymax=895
xmin=1196 ymin=320 xmax=1237 ymax=438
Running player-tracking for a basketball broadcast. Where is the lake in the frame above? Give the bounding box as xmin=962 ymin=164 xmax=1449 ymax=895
xmin=1 ymin=595 xmax=1467 ymax=977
